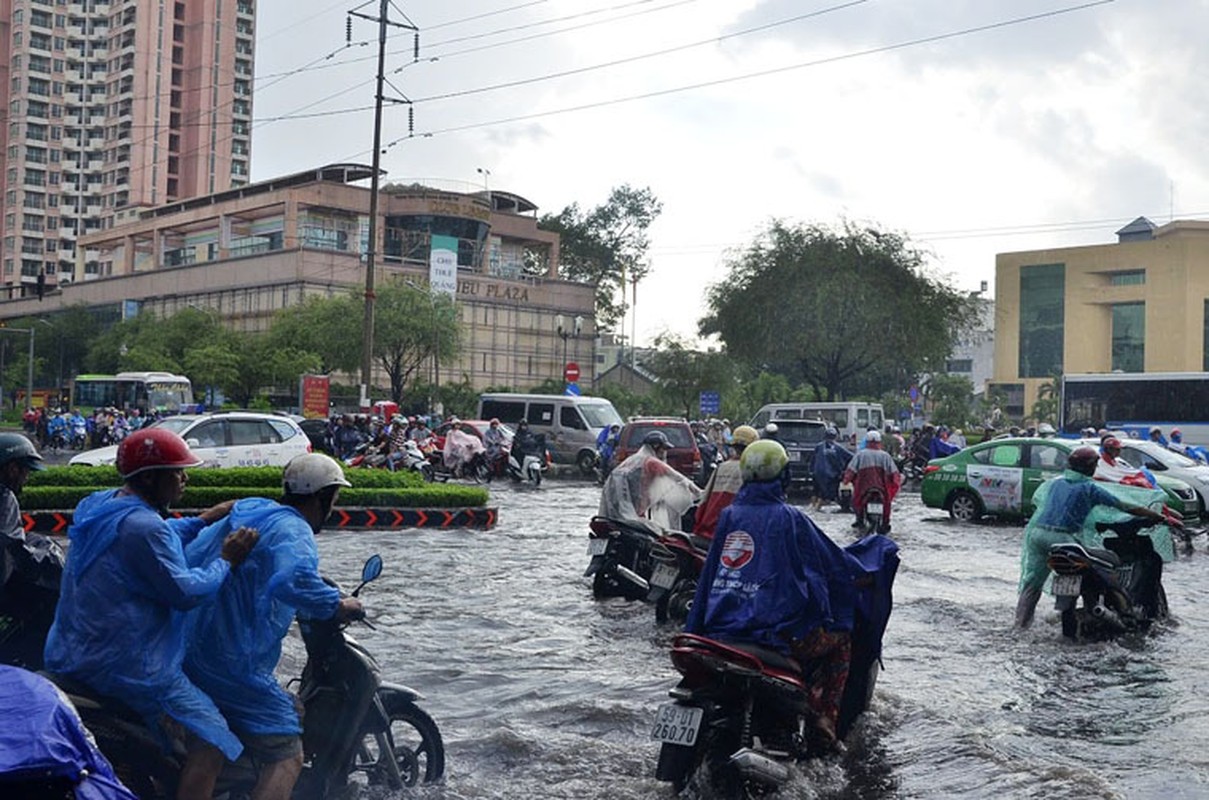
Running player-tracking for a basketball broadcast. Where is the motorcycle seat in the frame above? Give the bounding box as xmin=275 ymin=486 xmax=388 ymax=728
xmin=1050 ymin=542 xmax=1121 ymax=569
xmin=40 ymin=672 xmax=145 ymax=723
xmin=722 ymin=641 xmax=803 ymax=676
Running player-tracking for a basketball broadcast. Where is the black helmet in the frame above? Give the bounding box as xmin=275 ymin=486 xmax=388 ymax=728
xmin=642 ymin=430 xmax=672 ymax=449
xmin=1068 ymin=446 xmax=1099 ymax=476
xmin=0 ymin=433 xmax=45 ymax=471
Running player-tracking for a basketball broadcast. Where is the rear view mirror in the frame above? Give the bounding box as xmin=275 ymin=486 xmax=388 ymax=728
xmin=186 ymin=438 xmax=201 ymax=448
xmin=362 ymin=554 xmax=383 ymax=583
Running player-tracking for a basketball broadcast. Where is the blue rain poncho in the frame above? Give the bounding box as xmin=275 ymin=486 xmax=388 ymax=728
xmin=185 ymin=498 xmax=340 ymax=736
xmin=43 ymin=489 xmax=242 ymax=760
xmin=1018 ymin=471 xmax=1175 ymax=594
xmin=685 ymin=480 xmax=860 ymax=652
xmin=0 ymin=665 xmax=139 ymax=799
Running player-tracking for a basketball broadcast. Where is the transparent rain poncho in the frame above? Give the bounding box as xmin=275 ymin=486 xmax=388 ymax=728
xmin=1019 ymin=471 xmax=1175 ymax=594
xmin=597 ymin=444 xmax=703 ymax=530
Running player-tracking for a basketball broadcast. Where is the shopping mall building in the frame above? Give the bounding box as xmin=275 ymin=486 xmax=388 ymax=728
xmin=0 ymin=163 xmax=597 ymax=392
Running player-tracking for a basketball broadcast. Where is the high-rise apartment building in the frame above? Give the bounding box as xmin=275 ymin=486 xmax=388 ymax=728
xmin=0 ymin=0 xmax=254 ymax=296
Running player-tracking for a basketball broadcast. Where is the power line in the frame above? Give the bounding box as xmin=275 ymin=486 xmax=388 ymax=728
xmin=363 ymin=0 xmax=1114 ymax=151
xmin=409 ymin=0 xmax=868 ymax=105
xmin=424 ymin=0 xmax=550 ymax=31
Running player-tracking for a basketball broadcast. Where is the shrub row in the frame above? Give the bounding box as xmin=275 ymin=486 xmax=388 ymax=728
xmin=22 ymin=484 xmax=488 ymax=511
xmin=29 ymin=465 xmax=423 ymax=490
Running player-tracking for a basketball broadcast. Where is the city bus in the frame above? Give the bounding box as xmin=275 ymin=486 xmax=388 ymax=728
xmin=70 ymin=371 xmax=195 ymax=414
xmin=1060 ymin=372 xmax=1209 ymax=444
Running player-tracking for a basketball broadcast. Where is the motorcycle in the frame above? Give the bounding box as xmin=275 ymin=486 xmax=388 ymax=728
xmin=854 ymin=486 xmax=889 ymax=535
xmin=507 ymin=434 xmax=549 ymax=486
xmin=1047 ymin=517 xmax=1171 ymax=640
xmin=50 ymin=555 xmax=445 ymax=798
xmin=650 ymin=530 xmax=710 ymax=625
xmin=70 ymin=422 xmax=88 ymax=451
xmin=837 ymin=480 xmax=854 ymax=513
xmin=652 ymin=534 xmax=900 ymax=795
xmin=428 ymin=449 xmax=490 ymax=483
xmin=584 ymin=515 xmax=671 ymax=601
xmin=398 ymin=438 xmax=436 ymax=482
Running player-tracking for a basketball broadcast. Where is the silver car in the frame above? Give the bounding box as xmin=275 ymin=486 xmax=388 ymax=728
xmin=1116 ymin=439 xmax=1209 ymax=517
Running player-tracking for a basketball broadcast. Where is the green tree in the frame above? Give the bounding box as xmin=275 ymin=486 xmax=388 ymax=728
xmin=539 ymin=185 xmax=662 ymax=331
xmin=1030 ymin=372 xmax=1061 ymax=426
xmin=700 ymin=219 xmax=977 ymax=401
xmin=268 ymin=294 xmax=361 ymax=375
xmin=372 ymin=280 xmax=461 ymax=405
xmin=927 ymin=374 xmax=975 ymax=428
xmin=183 ymin=343 xmax=241 ymax=408
xmin=644 ymin=334 xmax=736 ymax=419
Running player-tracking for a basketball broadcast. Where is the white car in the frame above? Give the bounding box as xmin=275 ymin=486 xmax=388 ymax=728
xmin=1114 ymin=438 xmax=1209 ymax=517
xmin=70 ymin=412 xmax=312 ymax=469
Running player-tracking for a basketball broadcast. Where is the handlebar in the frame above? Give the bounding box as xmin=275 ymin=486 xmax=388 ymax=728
xmin=1094 ymin=517 xmax=1163 ymax=536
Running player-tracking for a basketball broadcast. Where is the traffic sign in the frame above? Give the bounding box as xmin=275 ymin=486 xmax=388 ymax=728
xmin=700 ymin=391 xmax=721 ymax=415
xmin=564 ymin=383 xmax=581 ymax=396
xmin=564 ymin=361 xmax=580 ymax=383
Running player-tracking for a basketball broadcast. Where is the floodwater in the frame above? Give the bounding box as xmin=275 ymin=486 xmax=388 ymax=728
xmin=292 ymin=480 xmax=1209 ymax=799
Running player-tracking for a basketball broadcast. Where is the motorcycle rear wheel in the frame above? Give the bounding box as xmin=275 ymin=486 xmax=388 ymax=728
xmin=353 ymin=694 xmax=445 ymax=787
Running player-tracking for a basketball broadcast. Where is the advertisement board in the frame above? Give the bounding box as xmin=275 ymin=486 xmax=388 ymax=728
xmin=300 ymin=374 xmax=330 ymax=419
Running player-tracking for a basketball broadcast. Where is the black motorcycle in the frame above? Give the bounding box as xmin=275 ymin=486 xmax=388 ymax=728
xmin=854 ymin=486 xmax=889 ymax=535
xmin=1047 ymin=517 xmax=1171 ymax=640
xmin=653 ymin=534 xmax=899 ymax=795
xmin=51 ymin=555 xmax=445 ymax=798
xmin=584 ymin=515 xmax=670 ymax=601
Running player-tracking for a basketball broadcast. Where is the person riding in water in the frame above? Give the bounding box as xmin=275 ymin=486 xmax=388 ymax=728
xmin=183 ymin=453 xmax=363 ymax=800
xmin=0 ymin=433 xmax=61 ymax=669
xmin=842 ymin=430 xmax=901 ymax=533
xmin=599 ymin=430 xmax=702 ymax=530
xmin=1014 ymin=446 xmax=1178 ymax=629
xmin=685 ymin=439 xmax=860 ymax=748
xmin=811 ymin=426 xmax=852 ymax=511
xmin=483 ymin=418 xmax=509 ymax=464
xmin=595 ymin=423 xmax=622 ymax=473
xmin=44 ymin=428 xmax=259 ymax=800
xmin=693 ymin=424 xmax=759 ymax=540
xmin=442 ymin=418 xmax=485 ymax=478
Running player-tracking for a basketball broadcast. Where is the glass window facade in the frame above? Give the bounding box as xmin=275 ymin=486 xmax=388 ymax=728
xmin=1111 ymin=302 xmax=1144 ymax=372
xmin=1109 ymin=270 xmax=1145 ymax=286
xmin=1018 ymin=264 xmax=1065 ymax=378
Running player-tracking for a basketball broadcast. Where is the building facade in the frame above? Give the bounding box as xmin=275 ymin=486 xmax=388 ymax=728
xmin=0 ymin=163 xmax=595 ymax=394
xmin=945 ymin=291 xmax=994 ymax=399
xmin=0 ymin=0 xmax=254 ymax=296
xmin=991 ymin=217 xmax=1209 ymax=419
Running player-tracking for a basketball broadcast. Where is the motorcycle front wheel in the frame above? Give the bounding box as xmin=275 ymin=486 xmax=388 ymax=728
xmin=353 ymin=694 xmax=445 ymax=788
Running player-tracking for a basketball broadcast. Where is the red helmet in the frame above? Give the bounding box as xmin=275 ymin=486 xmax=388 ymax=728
xmin=1101 ymin=436 xmax=1122 ymax=453
xmin=1068 ymin=446 xmax=1100 ymax=476
xmin=117 ymin=428 xmax=203 ymax=479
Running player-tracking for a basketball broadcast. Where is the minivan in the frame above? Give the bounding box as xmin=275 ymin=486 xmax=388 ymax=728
xmin=477 ymin=393 xmax=624 ymax=473
xmin=752 ymin=402 xmax=885 ymax=446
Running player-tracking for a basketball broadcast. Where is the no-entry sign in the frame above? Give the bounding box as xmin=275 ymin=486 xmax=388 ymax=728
xmin=564 ymin=362 xmax=580 ymax=383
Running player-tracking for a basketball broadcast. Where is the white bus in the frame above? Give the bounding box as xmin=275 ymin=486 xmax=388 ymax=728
xmin=71 ymin=371 xmax=195 ymax=414
xmin=750 ymin=402 xmax=885 ymax=445
xmin=1061 ymin=372 xmax=1209 ymax=444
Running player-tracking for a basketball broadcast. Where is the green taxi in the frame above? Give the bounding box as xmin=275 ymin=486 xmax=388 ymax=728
xmin=920 ymin=437 xmax=1200 ymax=523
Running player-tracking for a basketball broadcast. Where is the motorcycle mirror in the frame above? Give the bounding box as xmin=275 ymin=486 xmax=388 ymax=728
xmin=352 ymin=554 xmax=384 ymax=597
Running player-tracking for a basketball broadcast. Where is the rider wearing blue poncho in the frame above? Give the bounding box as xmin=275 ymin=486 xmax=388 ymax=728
xmin=44 ymin=428 xmax=258 ymax=800
xmin=184 ymin=453 xmax=362 ymax=800
xmin=686 ymin=439 xmax=860 ymax=746
xmin=810 ymin=427 xmax=851 ymax=509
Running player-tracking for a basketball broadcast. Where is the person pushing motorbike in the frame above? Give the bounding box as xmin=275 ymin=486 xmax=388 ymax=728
xmin=685 ymin=439 xmax=859 ymax=748
xmin=0 ymin=433 xmax=61 ymax=669
xmin=1014 ymin=446 xmax=1178 ymax=629
xmin=184 ymin=453 xmax=362 ymax=800
xmin=44 ymin=428 xmax=259 ymax=800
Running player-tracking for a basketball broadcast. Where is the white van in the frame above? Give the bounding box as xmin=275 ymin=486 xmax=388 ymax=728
xmin=751 ymin=402 xmax=885 ymax=446
xmin=477 ymin=392 xmax=624 ymax=473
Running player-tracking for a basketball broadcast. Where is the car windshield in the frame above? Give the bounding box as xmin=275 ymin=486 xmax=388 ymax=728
xmin=154 ymin=418 xmax=194 ymax=435
xmin=1153 ymin=445 xmax=1199 ymax=468
xmin=777 ymin=421 xmax=828 ymax=445
xmin=580 ymin=403 xmax=623 ymax=428
xmin=629 ymin=424 xmax=694 ymax=449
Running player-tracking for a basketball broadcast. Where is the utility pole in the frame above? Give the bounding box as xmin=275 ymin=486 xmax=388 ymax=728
xmin=348 ymin=1 xmax=417 ymax=410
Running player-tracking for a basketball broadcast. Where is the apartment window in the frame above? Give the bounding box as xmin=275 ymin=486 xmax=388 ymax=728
xmin=946 ymin=359 xmax=973 ymax=373
xmin=1109 ymin=270 xmax=1145 ymax=286
xmin=1018 ymin=263 xmax=1065 ymax=378
xmin=1111 ymin=302 xmax=1144 ymax=372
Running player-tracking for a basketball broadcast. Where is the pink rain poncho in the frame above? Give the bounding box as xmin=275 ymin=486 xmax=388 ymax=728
xmin=443 ymin=427 xmax=485 ymax=471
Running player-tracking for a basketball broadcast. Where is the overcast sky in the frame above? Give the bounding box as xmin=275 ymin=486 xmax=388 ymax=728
xmin=251 ymin=0 xmax=1209 ymax=346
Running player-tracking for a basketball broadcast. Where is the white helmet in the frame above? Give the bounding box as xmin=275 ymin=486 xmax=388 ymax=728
xmin=284 ymin=453 xmax=352 ymax=495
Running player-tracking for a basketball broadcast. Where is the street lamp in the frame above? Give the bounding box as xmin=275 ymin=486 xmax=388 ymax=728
xmin=476 ymin=167 xmax=491 ymax=193
xmin=555 ymin=314 xmax=582 ymax=372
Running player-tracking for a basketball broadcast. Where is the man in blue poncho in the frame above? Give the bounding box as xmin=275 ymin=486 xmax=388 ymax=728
xmin=184 ymin=453 xmax=362 ymax=800
xmin=44 ymin=428 xmax=258 ymax=800
xmin=685 ymin=439 xmax=859 ymax=747
xmin=1014 ymin=446 xmax=1176 ymax=629
xmin=810 ymin=427 xmax=851 ymax=510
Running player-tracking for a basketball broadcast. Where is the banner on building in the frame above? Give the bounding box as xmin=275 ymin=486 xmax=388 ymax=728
xmin=299 ymin=374 xmax=330 ymax=419
xmin=429 ymin=235 xmax=458 ymax=297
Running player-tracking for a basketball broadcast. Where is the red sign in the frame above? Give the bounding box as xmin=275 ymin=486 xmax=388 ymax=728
xmin=564 ymin=362 xmax=580 ymax=383
xmin=300 ymin=374 xmax=330 ymax=419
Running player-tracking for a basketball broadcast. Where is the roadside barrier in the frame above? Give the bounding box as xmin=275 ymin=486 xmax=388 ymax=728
xmin=23 ymin=506 xmax=498 ymax=534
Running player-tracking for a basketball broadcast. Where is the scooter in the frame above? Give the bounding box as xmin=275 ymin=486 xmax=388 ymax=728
xmin=650 ymin=531 xmax=710 ymax=624
xmin=584 ymin=515 xmax=670 ymax=601
xmin=1047 ymin=517 xmax=1171 ymax=641
xmin=854 ymin=486 xmax=889 ymax=535
xmin=49 ymin=555 xmax=445 ymax=798
xmin=507 ymin=435 xmax=549 ymax=486
xmin=652 ymin=534 xmax=900 ymax=795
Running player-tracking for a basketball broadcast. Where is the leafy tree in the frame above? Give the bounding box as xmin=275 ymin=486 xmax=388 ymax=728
xmin=222 ymin=338 xmax=321 ymax=408
xmin=700 ymin=219 xmax=977 ymax=401
xmin=371 ymin=280 xmax=461 ymax=405
xmin=927 ymin=374 xmax=974 ymax=428
xmin=1030 ymin=372 xmax=1061 ymax=426
xmin=268 ymin=294 xmax=361 ymax=375
xmin=540 ymin=185 xmax=662 ymax=331
xmin=644 ymin=334 xmax=736 ymax=419
xmin=724 ymin=370 xmax=792 ymax=424
xmin=184 ymin=343 xmax=241 ymax=408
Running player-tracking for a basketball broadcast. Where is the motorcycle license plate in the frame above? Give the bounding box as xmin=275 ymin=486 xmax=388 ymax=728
xmin=1052 ymin=573 xmax=1082 ymax=596
xmin=651 ymin=703 xmax=703 ymax=746
xmin=587 ymin=538 xmax=609 ymax=556
xmin=866 ymin=503 xmax=883 ymax=515
xmin=650 ymin=562 xmax=679 ymax=590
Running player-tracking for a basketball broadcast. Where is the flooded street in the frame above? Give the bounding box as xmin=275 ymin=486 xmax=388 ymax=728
xmin=295 ymin=480 xmax=1209 ymax=799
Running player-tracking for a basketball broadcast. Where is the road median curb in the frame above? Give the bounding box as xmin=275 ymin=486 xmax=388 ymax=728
xmin=24 ymin=506 xmax=498 ymax=533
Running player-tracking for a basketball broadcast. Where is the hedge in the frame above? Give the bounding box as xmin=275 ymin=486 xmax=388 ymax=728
xmin=29 ymin=465 xmax=424 ymax=490
xmin=22 ymin=484 xmax=488 ymax=511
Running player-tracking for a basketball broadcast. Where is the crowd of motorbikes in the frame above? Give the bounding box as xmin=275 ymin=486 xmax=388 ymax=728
xmin=344 ymin=430 xmax=550 ymax=487
xmin=1 ymin=554 xmax=445 ymax=798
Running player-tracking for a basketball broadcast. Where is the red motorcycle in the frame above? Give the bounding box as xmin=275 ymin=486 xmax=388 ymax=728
xmin=650 ymin=531 xmax=710 ymax=624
